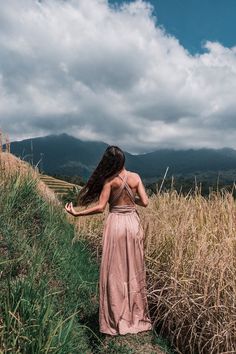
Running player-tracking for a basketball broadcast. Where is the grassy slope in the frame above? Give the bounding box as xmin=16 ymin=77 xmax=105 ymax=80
xmin=0 ymin=158 xmax=172 ymax=354
xmin=0 ymin=172 xmax=100 ymax=353
xmin=39 ymin=174 xmax=81 ymax=198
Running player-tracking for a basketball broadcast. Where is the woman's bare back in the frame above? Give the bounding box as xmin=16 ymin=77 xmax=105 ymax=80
xmin=108 ymin=170 xmax=148 ymax=207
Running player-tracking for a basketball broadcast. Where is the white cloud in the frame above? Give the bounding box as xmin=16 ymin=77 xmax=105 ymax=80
xmin=0 ymin=0 xmax=236 ymax=153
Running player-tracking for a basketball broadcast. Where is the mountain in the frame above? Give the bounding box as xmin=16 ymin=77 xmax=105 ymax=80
xmin=8 ymin=134 xmax=236 ymax=181
xmin=127 ymin=148 xmax=236 ymax=179
xmin=8 ymin=134 xmax=109 ymax=179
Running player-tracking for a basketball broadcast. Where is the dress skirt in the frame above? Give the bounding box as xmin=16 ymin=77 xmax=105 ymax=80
xmin=99 ymin=205 xmax=152 ymax=335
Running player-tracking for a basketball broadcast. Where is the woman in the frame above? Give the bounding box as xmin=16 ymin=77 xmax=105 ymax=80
xmin=65 ymin=145 xmax=152 ymax=336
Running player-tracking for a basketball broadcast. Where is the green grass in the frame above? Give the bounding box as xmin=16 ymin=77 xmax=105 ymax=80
xmin=0 ymin=172 xmax=99 ymax=353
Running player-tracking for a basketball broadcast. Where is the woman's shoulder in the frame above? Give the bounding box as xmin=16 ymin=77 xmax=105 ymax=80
xmin=127 ymin=170 xmax=141 ymax=181
xmin=123 ymin=171 xmax=141 ymax=189
xmin=104 ymin=170 xmax=140 ymax=185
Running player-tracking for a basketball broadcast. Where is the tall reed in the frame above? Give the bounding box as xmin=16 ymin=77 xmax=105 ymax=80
xmin=75 ymin=185 xmax=236 ymax=354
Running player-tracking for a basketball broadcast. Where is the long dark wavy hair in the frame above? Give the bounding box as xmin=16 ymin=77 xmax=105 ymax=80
xmin=77 ymin=145 xmax=125 ymax=206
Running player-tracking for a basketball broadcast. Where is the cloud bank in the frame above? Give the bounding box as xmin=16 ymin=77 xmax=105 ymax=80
xmin=0 ymin=0 xmax=236 ymax=153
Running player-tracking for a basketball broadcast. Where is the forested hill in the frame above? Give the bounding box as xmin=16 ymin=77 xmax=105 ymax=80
xmin=9 ymin=134 xmax=108 ymax=179
xmin=9 ymin=134 xmax=236 ymax=181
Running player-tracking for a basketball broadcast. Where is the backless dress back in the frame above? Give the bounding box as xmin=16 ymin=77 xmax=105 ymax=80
xmin=99 ymin=171 xmax=152 ymax=335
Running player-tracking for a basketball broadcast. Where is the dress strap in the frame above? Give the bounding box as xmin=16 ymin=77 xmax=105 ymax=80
xmin=118 ymin=173 xmax=135 ymax=204
xmin=109 ymin=172 xmax=135 ymax=206
xmin=109 ymin=173 xmax=127 ymax=205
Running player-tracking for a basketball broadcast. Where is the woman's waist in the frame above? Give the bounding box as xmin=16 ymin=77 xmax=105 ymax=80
xmin=109 ymin=204 xmax=137 ymax=214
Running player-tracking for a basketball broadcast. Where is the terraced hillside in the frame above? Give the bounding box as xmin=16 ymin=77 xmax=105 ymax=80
xmin=39 ymin=174 xmax=82 ymax=198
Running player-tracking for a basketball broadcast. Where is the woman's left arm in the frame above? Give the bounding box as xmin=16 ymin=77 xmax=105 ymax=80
xmin=65 ymin=181 xmax=111 ymax=217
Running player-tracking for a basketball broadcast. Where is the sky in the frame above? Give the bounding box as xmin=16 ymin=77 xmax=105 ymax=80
xmin=111 ymin=0 xmax=236 ymax=54
xmin=0 ymin=0 xmax=236 ymax=153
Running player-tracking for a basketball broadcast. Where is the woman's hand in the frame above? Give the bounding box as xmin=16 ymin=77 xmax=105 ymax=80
xmin=65 ymin=202 xmax=78 ymax=216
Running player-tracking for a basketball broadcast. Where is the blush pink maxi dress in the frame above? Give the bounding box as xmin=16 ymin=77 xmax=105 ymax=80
xmin=99 ymin=172 xmax=152 ymax=335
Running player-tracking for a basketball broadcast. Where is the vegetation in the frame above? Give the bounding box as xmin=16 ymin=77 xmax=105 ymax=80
xmin=76 ymin=183 xmax=236 ymax=354
xmin=0 ymin=154 xmax=170 ymax=354
xmin=147 ymin=173 xmax=236 ymax=198
xmin=4 ymin=147 xmax=236 ymax=353
xmin=61 ymin=186 xmax=82 ymax=205
xmin=3 ymin=135 xmax=236 ymax=353
xmin=0 ymin=158 xmax=99 ymax=353
xmin=48 ymin=174 xmax=86 ymax=187
xmin=39 ymin=174 xmax=82 ymax=205
xmin=39 ymin=173 xmax=81 ymax=200
xmin=8 ymin=133 xmax=236 ymax=180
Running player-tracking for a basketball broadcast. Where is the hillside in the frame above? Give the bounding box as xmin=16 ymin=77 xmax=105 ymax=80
xmin=9 ymin=134 xmax=108 ymax=179
xmin=0 ymin=153 xmax=168 ymax=354
xmin=2 ymin=150 xmax=235 ymax=353
xmin=39 ymin=174 xmax=82 ymax=198
xmin=9 ymin=134 xmax=236 ymax=181
xmin=0 ymin=153 xmax=99 ymax=353
xmin=0 ymin=152 xmax=58 ymax=203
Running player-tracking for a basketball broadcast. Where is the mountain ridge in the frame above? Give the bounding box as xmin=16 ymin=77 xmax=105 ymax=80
xmin=8 ymin=133 xmax=236 ymax=181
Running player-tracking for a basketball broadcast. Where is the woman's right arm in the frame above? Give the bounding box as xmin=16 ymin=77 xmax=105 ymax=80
xmin=135 ymin=175 xmax=148 ymax=207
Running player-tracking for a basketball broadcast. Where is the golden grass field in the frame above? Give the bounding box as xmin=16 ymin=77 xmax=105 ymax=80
xmin=74 ymin=186 xmax=236 ymax=354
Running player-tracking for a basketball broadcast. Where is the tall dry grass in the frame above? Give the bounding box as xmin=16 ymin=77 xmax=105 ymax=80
xmin=74 ymin=186 xmax=236 ymax=354
xmin=0 ymin=152 xmax=58 ymax=204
